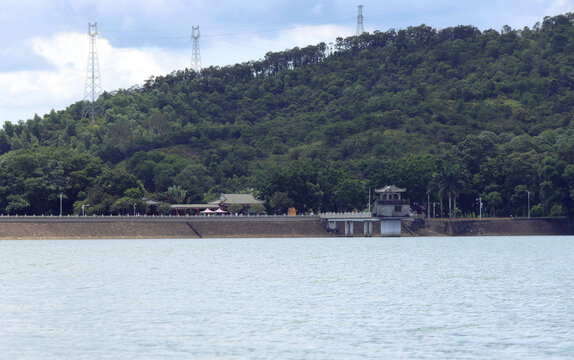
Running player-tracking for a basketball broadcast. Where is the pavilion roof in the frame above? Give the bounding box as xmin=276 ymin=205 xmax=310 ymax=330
xmin=375 ymin=185 xmax=406 ymax=193
xmin=170 ymin=204 xmax=219 ymax=209
xmin=219 ymin=193 xmax=265 ymax=205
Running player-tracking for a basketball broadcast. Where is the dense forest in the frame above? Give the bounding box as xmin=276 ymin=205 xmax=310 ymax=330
xmin=2 ymin=14 xmax=574 ymax=217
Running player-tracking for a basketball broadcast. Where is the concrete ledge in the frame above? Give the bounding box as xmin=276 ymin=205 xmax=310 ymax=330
xmin=0 ymin=221 xmax=199 ymax=239
xmin=423 ymin=218 xmax=573 ymax=236
xmin=0 ymin=215 xmax=321 ymax=223
xmin=0 ymin=216 xmax=571 ymax=239
xmin=0 ymin=217 xmax=328 ymax=239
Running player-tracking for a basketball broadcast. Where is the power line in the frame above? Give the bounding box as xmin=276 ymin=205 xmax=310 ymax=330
xmin=2 ymin=8 xmax=362 ymax=121
xmin=100 ymin=13 xmax=355 ymax=42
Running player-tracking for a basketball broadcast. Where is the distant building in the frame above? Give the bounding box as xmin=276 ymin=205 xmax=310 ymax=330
xmin=164 ymin=193 xmax=265 ymax=216
xmin=371 ymin=185 xmax=411 ymax=217
xmin=218 ymin=193 xmax=265 ymax=214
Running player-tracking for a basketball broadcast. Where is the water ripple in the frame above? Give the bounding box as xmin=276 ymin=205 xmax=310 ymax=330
xmin=0 ymin=236 xmax=573 ymax=359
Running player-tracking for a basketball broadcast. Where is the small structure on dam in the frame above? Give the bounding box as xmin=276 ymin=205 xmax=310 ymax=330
xmin=320 ymin=186 xmax=412 ymax=237
xmin=322 ymin=212 xmax=378 ymax=237
xmin=372 ymin=185 xmax=411 ymax=236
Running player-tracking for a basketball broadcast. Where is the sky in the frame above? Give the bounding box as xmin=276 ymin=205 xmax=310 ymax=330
xmin=1 ymin=0 xmax=573 ymax=123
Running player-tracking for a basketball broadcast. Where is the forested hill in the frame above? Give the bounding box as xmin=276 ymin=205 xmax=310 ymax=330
xmin=2 ymin=13 xmax=574 ymax=217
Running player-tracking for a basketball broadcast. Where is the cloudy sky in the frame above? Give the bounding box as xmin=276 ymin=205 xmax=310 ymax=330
xmin=1 ymin=0 xmax=573 ymax=123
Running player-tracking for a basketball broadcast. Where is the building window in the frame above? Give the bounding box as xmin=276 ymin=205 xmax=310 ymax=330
xmin=395 ymin=205 xmax=402 ymax=213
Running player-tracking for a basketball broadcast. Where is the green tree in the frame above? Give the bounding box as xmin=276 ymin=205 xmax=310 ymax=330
xmin=83 ymin=168 xmax=143 ymax=214
xmin=173 ymin=164 xmax=214 ymax=203
xmin=167 ymin=185 xmax=187 ymax=204
xmin=510 ymin=185 xmax=531 ymax=217
xmin=562 ymin=164 xmax=574 ymax=216
xmin=538 ymin=157 xmax=566 ymax=215
xmin=111 ymin=197 xmax=143 ymax=215
xmin=435 ymin=163 xmax=465 ymax=218
xmin=5 ymin=195 xmax=30 ymax=215
xmin=268 ymin=191 xmax=293 ymax=215
xmin=157 ymin=202 xmax=172 ymax=215
xmin=228 ymin=203 xmax=244 ymax=214
xmin=249 ymin=202 xmax=266 ymax=214
xmin=484 ymin=191 xmax=503 ymax=217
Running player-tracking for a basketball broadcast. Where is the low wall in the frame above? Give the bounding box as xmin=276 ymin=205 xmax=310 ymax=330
xmin=0 ymin=216 xmax=329 ymax=239
xmin=0 ymin=216 xmax=571 ymax=239
xmin=423 ymin=217 xmax=573 ymax=236
xmin=189 ymin=218 xmax=328 ymax=238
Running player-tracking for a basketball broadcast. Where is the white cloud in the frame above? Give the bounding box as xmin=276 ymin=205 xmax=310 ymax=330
xmin=68 ymin=0 xmax=195 ymax=16
xmin=544 ymin=0 xmax=574 ymax=15
xmin=1 ymin=0 xmax=569 ymax=123
xmin=203 ymin=24 xmax=352 ymax=67
xmin=275 ymin=24 xmax=352 ymax=45
xmin=0 ymin=31 xmax=188 ymax=122
xmin=310 ymin=3 xmax=325 ymax=15
xmin=0 ymin=21 xmax=354 ymax=122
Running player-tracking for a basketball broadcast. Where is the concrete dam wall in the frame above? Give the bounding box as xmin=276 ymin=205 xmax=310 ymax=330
xmin=422 ymin=217 xmax=573 ymax=236
xmin=0 ymin=216 xmax=571 ymax=239
xmin=0 ymin=216 xmax=329 ymax=240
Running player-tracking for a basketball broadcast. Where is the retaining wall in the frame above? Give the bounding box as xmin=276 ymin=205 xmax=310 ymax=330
xmin=423 ymin=218 xmax=573 ymax=236
xmin=0 ymin=216 xmax=329 ymax=239
xmin=0 ymin=216 xmax=571 ymax=239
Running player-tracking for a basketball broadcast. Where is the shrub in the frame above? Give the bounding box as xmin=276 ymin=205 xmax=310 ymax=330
xmin=157 ymin=202 xmax=172 ymax=215
xmin=228 ymin=204 xmax=244 ymax=214
xmin=250 ymin=202 xmax=266 ymax=214
xmin=550 ymin=204 xmax=567 ymax=217
xmin=530 ymin=204 xmax=543 ymax=217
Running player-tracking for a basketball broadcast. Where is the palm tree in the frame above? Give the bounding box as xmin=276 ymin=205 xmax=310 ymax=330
xmin=435 ymin=163 xmax=465 ymax=218
xmin=167 ymin=185 xmax=187 ymax=204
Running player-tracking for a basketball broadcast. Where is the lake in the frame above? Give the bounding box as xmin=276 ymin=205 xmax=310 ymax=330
xmin=1 ymin=236 xmax=573 ymax=359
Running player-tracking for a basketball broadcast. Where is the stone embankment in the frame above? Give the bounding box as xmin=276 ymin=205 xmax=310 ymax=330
xmin=0 ymin=215 xmax=571 ymax=239
xmin=412 ymin=217 xmax=573 ymax=236
xmin=0 ymin=216 xmax=328 ymax=239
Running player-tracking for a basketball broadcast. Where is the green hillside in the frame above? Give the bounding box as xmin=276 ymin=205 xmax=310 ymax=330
xmin=2 ymin=13 xmax=574 ymax=217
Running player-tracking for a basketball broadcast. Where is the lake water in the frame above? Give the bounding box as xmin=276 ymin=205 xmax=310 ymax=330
xmin=0 ymin=236 xmax=573 ymax=359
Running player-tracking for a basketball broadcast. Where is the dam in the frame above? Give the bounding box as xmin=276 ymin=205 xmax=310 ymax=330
xmin=0 ymin=215 xmax=571 ymax=239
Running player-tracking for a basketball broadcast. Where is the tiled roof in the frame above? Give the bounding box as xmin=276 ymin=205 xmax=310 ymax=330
xmin=375 ymin=185 xmax=406 ymax=193
xmin=170 ymin=204 xmax=219 ymax=209
xmin=220 ymin=193 xmax=265 ymax=205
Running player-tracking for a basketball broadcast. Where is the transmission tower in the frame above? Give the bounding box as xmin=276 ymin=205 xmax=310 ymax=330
xmin=356 ymin=5 xmax=365 ymax=36
xmin=191 ymin=26 xmax=201 ymax=73
xmin=82 ymin=22 xmax=103 ymax=122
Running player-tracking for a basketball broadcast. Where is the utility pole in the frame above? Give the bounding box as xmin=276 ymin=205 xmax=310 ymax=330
xmin=82 ymin=23 xmax=103 ymax=123
xmin=356 ymin=5 xmax=365 ymax=36
xmin=477 ymin=197 xmax=483 ymax=219
xmin=191 ymin=26 xmax=201 ymax=73
xmin=82 ymin=203 xmax=90 ymax=216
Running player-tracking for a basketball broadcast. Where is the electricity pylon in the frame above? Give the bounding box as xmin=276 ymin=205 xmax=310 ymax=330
xmin=356 ymin=5 xmax=365 ymax=36
xmin=191 ymin=26 xmax=201 ymax=73
xmin=82 ymin=22 xmax=103 ymax=123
